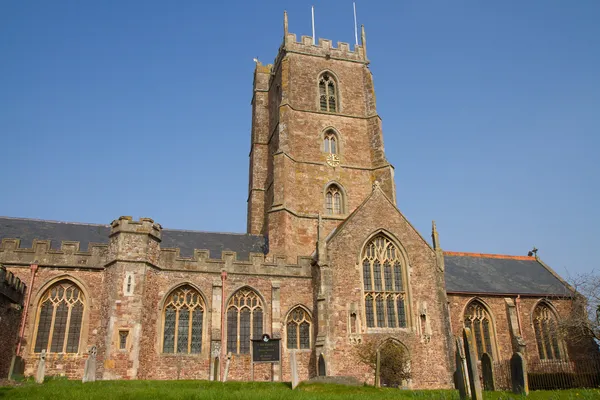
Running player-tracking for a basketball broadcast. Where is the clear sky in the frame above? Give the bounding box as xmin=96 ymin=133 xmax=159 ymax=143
xmin=1 ymin=1 xmax=599 ymax=278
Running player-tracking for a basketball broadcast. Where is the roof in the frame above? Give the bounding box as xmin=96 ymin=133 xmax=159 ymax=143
xmin=444 ymin=252 xmax=571 ymax=296
xmin=0 ymin=217 xmax=266 ymax=261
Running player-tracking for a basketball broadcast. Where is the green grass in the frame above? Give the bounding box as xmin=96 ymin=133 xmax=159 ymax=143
xmin=0 ymin=380 xmax=599 ymax=399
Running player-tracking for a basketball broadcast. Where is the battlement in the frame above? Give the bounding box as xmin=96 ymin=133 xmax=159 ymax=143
xmin=159 ymin=247 xmax=312 ymax=278
xmin=0 ymin=264 xmax=26 ymax=304
xmin=110 ymin=216 xmax=162 ymax=241
xmin=282 ymin=33 xmax=366 ymax=63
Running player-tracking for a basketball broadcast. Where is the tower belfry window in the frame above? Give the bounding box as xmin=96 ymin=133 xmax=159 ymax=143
xmin=324 ymin=131 xmax=337 ymax=154
xmin=319 ymin=73 xmax=337 ymax=113
xmin=326 ymin=185 xmax=343 ymax=215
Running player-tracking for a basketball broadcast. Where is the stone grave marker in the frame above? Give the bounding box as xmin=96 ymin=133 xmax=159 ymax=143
xmin=462 ymin=328 xmax=482 ymax=400
xmin=290 ymin=350 xmax=299 ymax=389
xmin=83 ymin=346 xmax=97 ymax=383
xmin=35 ymin=350 xmax=46 ymax=384
xmin=454 ymin=337 xmax=469 ymax=399
xmin=481 ymin=353 xmax=495 ymax=391
xmin=510 ymin=352 xmax=529 ymax=396
xmin=223 ymin=352 xmax=232 ymax=382
xmin=374 ymin=349 xmax=381 ymax=388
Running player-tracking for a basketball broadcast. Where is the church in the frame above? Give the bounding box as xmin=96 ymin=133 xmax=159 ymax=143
xmin=0 ymin=12 xmax=582 ymax=388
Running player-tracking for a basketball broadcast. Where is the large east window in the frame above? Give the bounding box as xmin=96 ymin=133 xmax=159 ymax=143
xmin=362 ymin=235 xmax=407 ymax=329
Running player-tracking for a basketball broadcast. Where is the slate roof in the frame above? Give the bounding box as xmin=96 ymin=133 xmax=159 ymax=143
xmin=444 ymin=252 xmax=571 ymax=296
xmin=0 ymin=217 xmax=266 ymax=260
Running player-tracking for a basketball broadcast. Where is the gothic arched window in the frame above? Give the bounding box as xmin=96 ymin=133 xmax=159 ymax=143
xmin=319 ymin=73 xmax=338 ymax=112
xmin=464 ymin=300 xmax=496 ymax=360
xmin=323 ymin=130 xmax=338 ymax=154
xmin=162 ymin=285 xmax=205 ymax=354
xmin=227 ymin=288 xmax=263 ymax=354
xmin=362 ymin=235 xmax=407 ymax=329
xmin=286 ymin=307 xmax=311 ymax=349
xmin=533 ymin=303 xmax=563 ymax=360
xmin=34 ymin=280 xmax=85 ymax=353
xmin=326 ymin=184 xmax=344 ymax=215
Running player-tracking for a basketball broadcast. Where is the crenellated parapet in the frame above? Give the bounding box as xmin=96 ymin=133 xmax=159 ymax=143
xmin=159 ymin=247 xmax=312 ymax=278
xmin=0 ymin=264 xmax=26 ymax=305
xmin=110 ymin=216 xmax=162 ymax=240
xmin=282 ymin=33 xmax=366 ymax=64
xmin=0 ymin=238 xmax=108 ymax=269
xmin=108 ymin=216 xmax=162 ymax=265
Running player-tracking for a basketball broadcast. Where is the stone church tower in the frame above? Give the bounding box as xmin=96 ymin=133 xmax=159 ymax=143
xmin=247 ymin=12 xmax=396 ymax=259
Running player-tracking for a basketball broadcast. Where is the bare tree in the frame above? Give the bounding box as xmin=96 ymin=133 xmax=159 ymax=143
xmin=559 ymin=271 xmax=600 ymax=344
xmin=354 ymin=338 xmax=411 ymax=387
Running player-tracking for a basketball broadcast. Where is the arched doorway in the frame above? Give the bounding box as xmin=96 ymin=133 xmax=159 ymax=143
xmin=318 ymin=354 xmax=326 ymax=376
xmin=378 ymin=340 xmax=410 ymax=388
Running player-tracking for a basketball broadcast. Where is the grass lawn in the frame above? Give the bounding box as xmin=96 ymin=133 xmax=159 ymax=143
xmin=0 ymin=380 xmax=599 ymax=399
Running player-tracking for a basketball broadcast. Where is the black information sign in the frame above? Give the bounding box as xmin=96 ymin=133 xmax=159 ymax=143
xmin=251 ymin=334 xmax=281 ymax=363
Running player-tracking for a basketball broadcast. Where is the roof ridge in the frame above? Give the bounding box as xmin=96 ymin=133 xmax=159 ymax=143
xmin=0 ymin=216 xmax=109 ymax=228
xmin=444 ymin=251 xmax=535 ymax=261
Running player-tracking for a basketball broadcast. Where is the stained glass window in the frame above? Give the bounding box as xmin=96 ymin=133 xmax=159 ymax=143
xmin=533 ymin=303 xmax=563 ymax=360
xmin=464 ymin=300 xmax=496 ymax=360
xmin=362 ymin=235 xmax=408 ymax=329
xmin=286 ymin=307 xmax=312 ymax=349
xmin=34 ymin=280 xmax=85 ymax=353
xmin=319 ymin=73 xmax=337 ymax=112
xmin=226 ymin=288 xmax=264 ymax=354
xmin=162 ymin=285 xmax=205 ymax=354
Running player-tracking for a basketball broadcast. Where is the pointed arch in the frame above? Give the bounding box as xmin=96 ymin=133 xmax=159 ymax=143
xmin=285 ymin=305 xmax=312 ymax=350
xmin=323 ymin=181 xmax=347 ymax=215
xmin=361 ymin=232 xmax=411 ymax=329
xmin=463 ymin=298 xmax=498 ymax=360
xmin=32 ymin=278 xmax=87 ymax=354
xmin=161 ymin=284 xmax=206 ymax=354
xmin=226 ymin=286 xmax=264 ymax=354
xmin=317 ymin=71 xmax=339 ymax=113
xmin=532 ymin=300 xmax=564 ymax=360
xmin=378 ymin=338 xmax=411 ymax=388
xmin=321 ymin=128 xmax=340 ymax=155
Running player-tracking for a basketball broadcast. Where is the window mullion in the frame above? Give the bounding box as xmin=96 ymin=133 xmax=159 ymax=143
xmin=62 ymin=304 xmax=73 ymax=353
xmin=48 ymin=303 xmax=58 ymax=354
xmin=188 ymin=306 xmax=193 ymax=354
xmin=174 ymin=308 xmax=180 ymax=353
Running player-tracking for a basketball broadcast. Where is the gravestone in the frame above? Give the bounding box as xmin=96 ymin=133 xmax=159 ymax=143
xmin=223 ymin=352 xmax=232 ymax=382
xmin=290 ymin=350 xmax=299 ymax=389
xmin=454 ymin=337 xmax=469 ymax=399
xmin=462 ymin=328 xmax=483 ymax=400
xmin=82 ymin=346 xmax=97 ymax=383
xmin=8 ymin=355 xmax=25 ymax=380
xmin=374 ymin=349 xmax=381 ymax=388
xmin=35 ymin=350 xmax=46 ymax=384
xmin=510 ymin=352 xmax=529 ymax=395
xmin=481 ymin=353 xmax=495 ymax=391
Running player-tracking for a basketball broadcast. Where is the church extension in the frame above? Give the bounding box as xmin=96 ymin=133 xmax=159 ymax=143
xmin=0 ymin=13 xmax=591 ymax=388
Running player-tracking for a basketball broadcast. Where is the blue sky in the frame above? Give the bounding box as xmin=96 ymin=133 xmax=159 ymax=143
xmin=1 ymin=1 xmax=598 ymax=277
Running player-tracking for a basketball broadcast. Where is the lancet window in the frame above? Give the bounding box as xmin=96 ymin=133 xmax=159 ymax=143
xmin=323 ymin=130 xmax=338 ymax=154
xmin=326 ymin=184 xmax=343 ymax=215
xmin=226 ymin=288 xmax=264 ymax=354
xmin=34 ymin=280 xmax=85 ymax=353
xmin=162 ymin=285 xmax=205 ymax=354
xmin=362 ymin=235 xmax=407 ymax=329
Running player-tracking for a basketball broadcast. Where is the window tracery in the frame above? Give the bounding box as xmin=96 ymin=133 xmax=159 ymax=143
xmin=286 ymin=307 xmax=311 ymax=349
xmin=323 ymin=130 xmax=338 ymax=154
xmin=533 ymin=303 xmax=563 ymax=360
xmin=464 ymin=300 xmax=496 ymax=360
xmin=362 ymin=235 xmax=407 ymax=329
xmin=226 ymin=288 xmax=263 ymax=354
xmin=34 ymin=280 xmax=85 ymax=353
xmin=162 ymin=285 xmax=205 ymax=354
xmin=326 ymin=185 xmax=343 ymax=215
xmin=319 ymin=73 xmax=338 ymax=112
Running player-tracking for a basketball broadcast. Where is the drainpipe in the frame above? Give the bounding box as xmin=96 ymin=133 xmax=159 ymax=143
xmin=220 ymin=270 xmax=227 ymax=381
xmin=16 ymin=264 xmax=38 ymax=356
xmin=515 ymin=295 xmax=523 ymax=336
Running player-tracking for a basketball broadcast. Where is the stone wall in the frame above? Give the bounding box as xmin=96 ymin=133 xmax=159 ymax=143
xmin=0 ymin=265 xmax=25 ymax=378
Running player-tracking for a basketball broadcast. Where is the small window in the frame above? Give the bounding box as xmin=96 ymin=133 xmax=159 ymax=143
xmin=326 ymin=185 xmax=343 ymax=215
xmin=319 ymin=73 xmax=337 ymax=113
xmin=119 ymin=330 xmax=128 ymax=350
xmin=323 ymin=131 xmax=337 ymax=154
xmin=124 ymin=272 xmax=134 ymax=296
xmin=286 ymin=307 xmax=312 ymax=349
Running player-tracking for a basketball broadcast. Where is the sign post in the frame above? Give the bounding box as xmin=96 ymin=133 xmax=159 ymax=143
xmin=251 ymin=334 xmax=281 ymax=381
